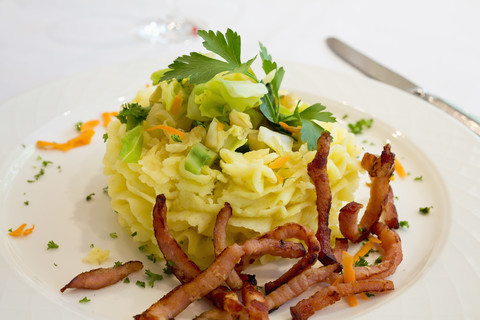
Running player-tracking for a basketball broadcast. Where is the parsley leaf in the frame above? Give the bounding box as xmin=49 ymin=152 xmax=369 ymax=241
xmin=160 ymin=29 xmax=257 ymax=84
xmin=47 ymin=240 xmax=59 ymax=250
xmin=79 ymin=297 xmax=90 ymax=303
xmin=116 ymin=103 xmax=150 ymax=131
xmin=298 ymin=103 xmax=336 ymax=150
xmin=348 ymin=118 xmax=373 ymax=134
xmin=145 ymin=269 xmax=163 ymax=287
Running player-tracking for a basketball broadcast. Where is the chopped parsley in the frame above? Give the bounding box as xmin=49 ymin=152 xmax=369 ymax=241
xmin=131 ymin=231 xmax=137 ymax=237
xmin=103 ymin=186 xmax=109 ymax=193
xmin=419 ymin=206 xmax=433 ymax=215
xmin=114 ymin=261 xmax=122 ymax=267
xmin=414 ymin=176 xmax=423 ymax=181
xmin=75 ymin=122 xmax=83 ymax=131
xmin=123 ymin=277 xmax=130 ymax=283
xmin=47 ymin=240 xmax=59 ymax=250
xmin=138 ymin=244 xmax=148 ymax=252
xmin=116 ymin=103 xmax=150 ymax=131
xmin=374 ymin=256 xmax=383 ymax=265
xmin=399 ymin=220 xmax=410 ymax=228
xmin=147 ymin=254 xmax=158 ymax=263
xmin=103 ymin=133 xmax=108 ymax=143
xmin=171 ymin=134 xmax=182 ymax=142
xmin=24 ymin=200 xmax=29 ymax=206
xmin=348 ymin=118 xmax=373 ymax=134
xmin=145 ymin=269 xmax=163 ymax=287
xmin=109 ymin=232 xmax=118 ymax=239
xmin=86 ymin=193 xmax=95 ymax=201
xmin=163 ymin=260 xmax=175 ymax=275
xmin=354 ymin=256 xmax=369 ymax=267
xmin=27 ymin=168 xmax=45 ymax=183
xmin=79 ymin=297 xmax=90 ymax=303
xmin=136 ymin=280 xmax=146 ymax=288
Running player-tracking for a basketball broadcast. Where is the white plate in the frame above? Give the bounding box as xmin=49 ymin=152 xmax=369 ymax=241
xmin=0 ymin=59 xmax=479 ymax=320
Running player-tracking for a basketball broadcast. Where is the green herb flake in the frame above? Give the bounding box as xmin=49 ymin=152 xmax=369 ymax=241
xmin=103 ymin=133 xmax=108 ymax=143
xmin=399 ymin=220 xmax=410 ymax=228
xmin=103 ymin=186 xmax=109 ymax=194
xmin=171 ymin=134 xmax=182 ymax=142
xmin=414 ymin=176 xmax=423 ymax=181
xmin=75 ymin=122 xmax=83 ymax=131
xmin=86 ymin=193 xmax=95 ymax=201
xmin=24 ymin=200 xmax=29 ymax=206
xmin=109 ymin=232 xmax=118 ymax=239
xmin=124 ymin=277 xmax=130 ymax=283
xmin=145 ymin=269 xmax=164 ymax=287
xmin=354 ymin=256 xmax=369 ymax=267
xmin=348 ymin=118 xmax=373 ymax=134
xmin=116 ymin=103 xmax=150 ymax=131
xmin=114 ymin=261 xmax=122 ymax=267
xmin=47 ymin=240 xmax=59 ymax=250
xmin=138 ymin=244 xmax=148 ymax=252
xmin=131 ymin=231 xmax=138 ymax=237
xmin=147 ymin=254 xmax=158 ymax=263
xmin=136 ymin=280 xmax=146 ymax=288
xmin=163 ymin=260 xmax=175 ymax=275
xmin=419 ymin=206 xmax=433 ymax=215
xmin=8 ymin=228 xmax=12 ymax=232
xmin=79 ymin=297 xmax=90 ymax=303
xmin=374 ymin=256 xmax=383 ymax=265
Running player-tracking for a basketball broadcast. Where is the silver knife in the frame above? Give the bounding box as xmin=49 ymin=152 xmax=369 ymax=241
xmin=326 ymin=37 xmax=480 ymax=136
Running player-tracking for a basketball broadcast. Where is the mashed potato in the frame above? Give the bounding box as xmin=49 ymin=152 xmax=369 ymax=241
xmin=103 ymin=85 xmax=362 ymax=268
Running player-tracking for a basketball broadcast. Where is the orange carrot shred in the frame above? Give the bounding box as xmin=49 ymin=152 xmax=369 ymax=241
xmin=395 ymin=158 xmax=406 ymax=179
xmin=80 ymin=120 xmax=100 ymax=132
xmin=342 ymin=251 xmax=358 ymax=307
xmin=102 ymin=112 xmax=118 ymax=128
xmin=147 ymin=125 xmax=185 ymax=139
xmin=37 ymin=129 xmax=95 ymax=151
xmin=359 ymin=292 xmax=370 ymax=300
xmin=268 ymin=156 xmax=289 ymax=169
xmin=217 ymin=122 xmax=224 ymax=131
xmin=353 ymin=235 xmax=381 ymax=262
xmin=170 ymin=92 xmax=183 ymax=116
xmin=8 ymin=223 xmax=27 ymax=236
xmin=279 ymin=121 xmax=301 ymax=134
xmin=23 ymin=224 xmax=35 ymax=236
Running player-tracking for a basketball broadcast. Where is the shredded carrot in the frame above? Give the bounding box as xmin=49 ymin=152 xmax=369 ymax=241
xmin=268 ymin=156 xmax=289 ymax=169
xmin=279 ymin=121 xmax=301 ymax=134
xmin=217 ymin=122 xmax=224 ymax=131
xmin=8 ymin=223 xmax=27 ymax=236
xmin=276 ymin=173 xmax=284 ymax=185
xmin=147 ymin=124 xmax=185 ymax=139
xmin=395 ymin=158 xmax=407 ymax=179
xmin=23 ymin=224 xmax=35 ymax=235
xmin=102 ymin=112 xmax=118 ymax=128
xmin=80 ymin=120 xmax=100 ymax=132
xmin=170 ymin=92 xmax=183 ymax=116
xmin=353 ymin=235 xmax=381 ymax=262
xmin=342 ymin=251 xmax=358 ymax=307
xmin=37 ymin=129 xmax=95 ymax=151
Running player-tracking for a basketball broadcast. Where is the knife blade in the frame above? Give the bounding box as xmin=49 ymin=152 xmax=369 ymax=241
xmin=326 ymin=37 xmax=480 ymax=136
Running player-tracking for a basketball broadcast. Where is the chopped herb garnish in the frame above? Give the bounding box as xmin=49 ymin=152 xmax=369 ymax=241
xmin=374 ymin=256 xmax=383 ymax=265
xmin=27 ymin=168 xmax=45 ymax=183
xmin=42 ymin=160 xmax=53 ymax=167
xmin=47 ymin=240 xmax=59 ymax=250
xmin=116 ymin=103 xmax=150 ymax=131
xmin=145 ymin=269 xmax=163 ymax=287
xmin=103 ymin=133 xmax=108 ymax=142
xmin=8 ymin=228 xmax=12 ymax=232
xmin=114 ymin=261 xmax=122 ymax=267
xmin=354 ymin=256 xmax=369 ymax=267
xmin=53 ymin=263 xmax=58 ymax=267
xmin=75 ymin=122 xmax=83 ymax=131
xmin=79 ymin=297 xmax=90 ymax=303
xmin=86 ymin=193 xmax=95 ymax=201
xmin=123 ymin=277 xmax=130 ymax=283
xmin=138 ymin=244 xmax=148 ymax=252
xmin=136 ymin=280 xmax=146 ymax=288
xmin=348 ymin=118 xmax=373 ymax=134
xmin=24 ymin=200 xmax=29 ymax=206
xmin=147 ymin=254 xmax=158 ymax=263
xmin=414 ymin=176 xmax=423 ymax=181
xmin=90 ymin=243 xmax=95 ymax=248
xmin=109 ymin=232 xmax=118 ymax=239
xmin=365 ymin=292 xmax=375 ymax=297
xmin=163 ymin=260 xmax=175 ymax=275
xmin=419 ymin=206 xmax=433 ymax=215
xmin=131 ymin=231 xmax=137 ymax=237
xmin=171 ymin=134 xmax=182 ymax=142
xmin=399 ymin=220 xmax=410 ymax=228
xmin=103 ymin=186 xmax=109 ymax=193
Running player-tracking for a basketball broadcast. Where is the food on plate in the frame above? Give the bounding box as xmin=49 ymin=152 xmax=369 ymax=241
xmin=60 ymin=260 xmax=143 ymax=292
xmin=103 ymin=29 xmax=362 ymax=268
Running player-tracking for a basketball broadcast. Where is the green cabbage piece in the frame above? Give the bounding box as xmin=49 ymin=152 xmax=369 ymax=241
xmin=118 ymin=126 xmax=144 ymax=163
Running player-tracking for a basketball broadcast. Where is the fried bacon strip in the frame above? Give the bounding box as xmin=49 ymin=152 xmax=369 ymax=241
xmin=290 ymin=279 xmax=395 ymax=320
xmin=354 ymin=221 xmax=402 ymax=280
xmin=338 ymin=201 xmax=364 ymax=242
xmin=266 ymin=263 xmax=338 ymax=311
xmin=382 ymin=186 xmax=399 ymax=229
xmin=152 ymin=194 xmax=243 ymax=313
xmin=60 ymin=260 xmax=143 ymax=292
xmin=240 ymin=274 xmax=269 ymax=320
xmin=257 ymin=223 xmax=320 ymax=294
xmin=214 ymin=202 xmax=243 ymax=290
xmin=333 ymin=238 xmax=349 ymax=264
xmin=134 ymin=244 xmax=245 ymax=320
xmin=307 ymin=131 xmax=337 ymax=265
xmin=339 ymin=145 xmax=395 ymax=243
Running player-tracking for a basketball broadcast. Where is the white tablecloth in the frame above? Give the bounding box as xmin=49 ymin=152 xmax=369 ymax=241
xmin=1 ymin=0 xmax=480 ymax=119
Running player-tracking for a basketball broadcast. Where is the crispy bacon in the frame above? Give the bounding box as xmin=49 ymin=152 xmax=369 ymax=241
xmin=382 ymin=186 xmax=399 ymax=229
xmin=134 ymin=244 xmax=245 ymax=320
xmin=240 ymin=274 xmax=269 ymax=320
xmin=307 ymin=131 xmax=337 ymax=265
xmin=338 ymin=201 xmax=364 ymax=241
xmin=214 ymin=202 xmax=243 ymax=290
xmin=60 ymin=260 xmax=143 ymax=292
xmin=333 ymin=238 xmax=349 ymax=263
xmin=257 ymin=223 xmax=320 ymax=294
xmin=266 ymin=264 xmax=338 ymax=311
xmin=354 ymin=221 xmax=402 ymax=280
xmin=290 ymin=279 xmax=395 ymax=320
xmin=152 ymin=194 xmax=243 ymax=313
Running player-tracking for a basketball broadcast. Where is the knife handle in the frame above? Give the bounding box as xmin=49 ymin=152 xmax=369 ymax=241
xmin=414 ymin=89 xmax=480 ymax=137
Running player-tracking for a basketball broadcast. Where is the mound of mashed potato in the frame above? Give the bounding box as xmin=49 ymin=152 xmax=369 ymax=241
xmin=103 ymin=77 xmax=362 ymax=268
